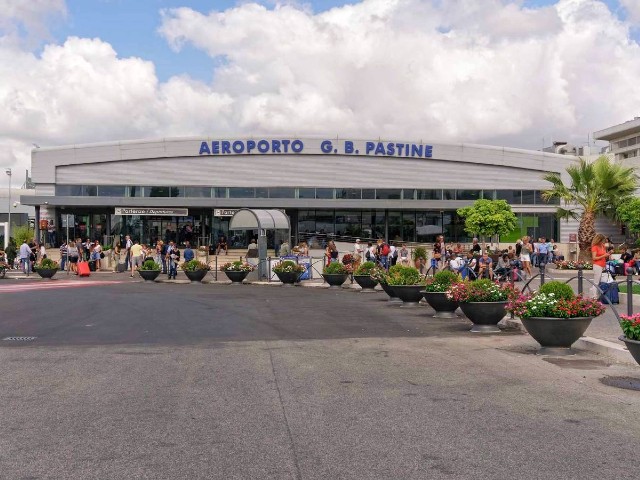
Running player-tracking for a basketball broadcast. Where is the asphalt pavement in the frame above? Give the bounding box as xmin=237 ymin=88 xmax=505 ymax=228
xmin=0 ymin=279 xmax=639 ymax=479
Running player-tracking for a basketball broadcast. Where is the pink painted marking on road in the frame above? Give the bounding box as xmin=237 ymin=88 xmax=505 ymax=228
xmin=0 ymin=280 xmax=124 ymax=294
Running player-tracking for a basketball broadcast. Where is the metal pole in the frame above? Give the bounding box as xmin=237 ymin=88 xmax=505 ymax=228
xmin=627 ymin=272 xmax=634 ymax=316
xmin=66 ymin=214 xmax=70 ymax=276
xmin=577 ymin=266 xmax=583 ymax=295
xmin=215 ymin=255 xmax=218 ymax=281
xmin=6 ymin=168 xmax=11 ymax=245
xmin=539 ymin=264 xmax=545 ymax=286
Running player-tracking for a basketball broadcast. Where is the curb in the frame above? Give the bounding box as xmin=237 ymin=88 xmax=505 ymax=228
xmin=501 ymin=316 xmax=637 ymax=365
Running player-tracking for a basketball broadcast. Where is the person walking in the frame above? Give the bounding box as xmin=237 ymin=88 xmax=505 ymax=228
xmin=19 ymin=240 xmax=32 ymax=276
xmin=591 ymin=234 xmax=609 ymax=297
xmin=520 ymin=236 xmax=533 ymax=279
xmin=129 ymin=240 xmax=143 ymax=277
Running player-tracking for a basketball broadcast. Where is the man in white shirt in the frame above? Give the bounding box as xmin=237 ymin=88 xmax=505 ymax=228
xmin=19 ymin=241 xmax=32 ymax=275
xmin=354 ymin=239 xmax=363 ymax=262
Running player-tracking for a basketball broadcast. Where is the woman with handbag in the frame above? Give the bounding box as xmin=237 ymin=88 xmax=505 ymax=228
xmin=91 ymin=240 xmax=103 ymax=271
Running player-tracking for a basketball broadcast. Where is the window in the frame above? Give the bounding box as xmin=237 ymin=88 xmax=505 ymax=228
xmin=55 ymin=185 xmax=83 ymax=196
xmin=414 ymin=189 xmax=442 ymax=200
xmin=185 ymin=187 xmax=212 ymax=198
xmin=482 ymin=190 xmax=496 ymax=200
xmin=496 ymin=190 xmax=522 ymax=204
xmin=298 ymin=188 xmax=315 ymax=199
xmin=315 ymin=188 xmax=334 ymax=199
xmin=522 ymin=190 xmax=535 ymax=204
xmin=128 ymin=186 xmax=143 ymax=197
xmin=255 ymin=188 xmax=269 ymax=198
xmin=83 ymin=186 xmax=97 ymax=196
xmin=213 ymin=187 xmax=227 ymax=198
xmin=229 ymin=187 xmax=255 ymax=198
xmin=443 ymin=189 xmax=456 ymax=200
xmin=336 ymin=188 xmax=361 ymax=199
xmin=335 ymin=211 xmax=362 ymax=236
xmin=269 ymin=187 xmax=295 ymax=198
xmin=144 ymin=186 xmax=174 ymax=197
xmin=376 ymin=189 xmax=402 ymax=200
xmin=456 ymin=190 xmax=481 ymax=201
xmin=362 ymin=189 xmax=376 ymax=199
xmin=97 ymin=185 xmax=126 ymax=197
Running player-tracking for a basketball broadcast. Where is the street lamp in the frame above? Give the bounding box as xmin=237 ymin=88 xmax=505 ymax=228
xmin=5 ymin=168 xmax=10 ymax=245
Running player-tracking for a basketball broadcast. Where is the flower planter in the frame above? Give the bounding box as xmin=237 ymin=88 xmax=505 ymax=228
xmin=619 ymin=336 xmax=640 ymax=365
xmin=380 ymin=282 xmax=402 ymax=303
xmin=459 ymin=301 xmax=507 ymax=333
xmin=420 ymin=291 xmax=459 ymax=318
xmin=322 ymin=273 xmax=349 ymax=288
xmin=391 ymin=285 xmax=425 ymax=307
xmin=138 ymin=270 xmax=160 ymax=282
xmin=35 ymin=268 xmax=57 ymax=280
xmin=184 ymin=270 xmax=208 ymax=283
xmin=353 ymin=275 xmax=378 ymax=292
xmin=521 ymin=316 xmax=594 ymax=355
xmin=225 ymin=270 xmax=250 ymax=284
xmin=275 ymin=271 xmax=301 ymax=286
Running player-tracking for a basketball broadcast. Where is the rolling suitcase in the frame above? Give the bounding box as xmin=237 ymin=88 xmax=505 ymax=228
xmin=77 ymin=261 xmax=91 ymax=277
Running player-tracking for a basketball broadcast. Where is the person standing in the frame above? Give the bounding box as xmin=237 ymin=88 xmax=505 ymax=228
xmin=520 ymin=236 xmax=533 ymax=279
xmin=591 ymin=234 xmax=609 ymax=296
xmin=354 ymin=239 xmax=364 ymax=263
xmin=183 ymin=242 xmax=195 ymax=262
xmin=47 ymin=222 xmax=56 ymax=247
xmin=129 ymin=240 xmax=143 ymax=277
xmin=59 ymin=241 xmax=68 ymax=271
xmin=124 ymin=235 xmax=133 ymax=269
xmin=19 ymin=240 xmax=32 ymax=276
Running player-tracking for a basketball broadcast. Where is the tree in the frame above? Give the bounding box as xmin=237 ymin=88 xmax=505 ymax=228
xmin=542 ymin=155 xmax=638 ymax=258
xmin=457 ymin=199 xmax=517 ymax=250
xmin=617 ymin=197 xmax=640 ymax=236
xmin=12 ymin=223 xmax=35 ymax=246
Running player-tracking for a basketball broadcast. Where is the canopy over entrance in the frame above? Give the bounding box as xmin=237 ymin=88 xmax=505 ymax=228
xmin=229 ymin=209 xmax=290 ymax=232
xmin=229 ymin=209 xmax=290 ymax=279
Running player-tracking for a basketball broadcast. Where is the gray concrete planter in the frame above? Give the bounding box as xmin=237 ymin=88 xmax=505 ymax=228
xmin=35 ymin=268 xmax=58 ymax=280
xmin=138 ymin=270 xmax=161 ymax=282
xmin=183 ymin=270 xmax=209 ymax=283
xmin=322 ymin=273 xmax=348 ymax=288
xmin=459 ymin=301 xmax=507 ymax=333
xmin=521 ymin=316 xmax=594 ymax=355
xmin=353 ymin=275 xmax=378 ymax=292
xmin=420 ymin=291 xmax=459 ymax=318
xmin=390 ymin=285 xmax=425 ymax=307
xmin=275 ymin=271 xmax=301 ymax=286
xmin=225 ymin=270 xmax=250 ymax=284
xmin=619 ymin=336 xmax=640 ymax=365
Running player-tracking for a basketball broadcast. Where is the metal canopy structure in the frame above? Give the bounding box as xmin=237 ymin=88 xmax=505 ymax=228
xmin=229 ymin=209 xmax=290 ymax=232
xmin=229 ymin=209 xmax=290 ymax=279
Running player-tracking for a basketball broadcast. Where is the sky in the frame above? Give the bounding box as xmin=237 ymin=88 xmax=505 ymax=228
xmin=1 ymin=0 xmax=640 ymax=179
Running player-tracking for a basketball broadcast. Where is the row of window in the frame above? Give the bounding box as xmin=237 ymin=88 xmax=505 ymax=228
xmin=618 ymin=149 xmax=638 ymax=160
xmin=614 ymin=135 xmax=640 ymax=150
xmin=54 ymin=185 xmax=559 ymax=204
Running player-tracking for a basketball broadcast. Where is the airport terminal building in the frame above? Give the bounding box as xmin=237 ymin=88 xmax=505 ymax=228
xmin=21 ymin=136 xmax=576 ymax=248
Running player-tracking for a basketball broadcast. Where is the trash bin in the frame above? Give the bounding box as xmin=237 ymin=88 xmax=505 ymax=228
xmin=88 ymin=260 xmax=97 ymax=272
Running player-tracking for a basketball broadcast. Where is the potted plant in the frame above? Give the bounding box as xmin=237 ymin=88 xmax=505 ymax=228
xmin=353 ymin=261 xmax=379 ymax=291
xmin=619 ymin=313 xmax=640 ymax=365
xmin=272 ymin=260 xmax=305 ymax=286
xmin=386 ymin=265 xmax=427 ymax=307
xmin=137 ymin=259 xmax=162 ymax=282
xmin=221 ymin=260 xmax=255 ymax=284
xmin=322 ymin=262 xmax=350 ymax=288
xmin=34 ymin=258 xmax=59 ymax=279
xmin=448 ymin=279 xmax=516 ymax=332
xmin=421 ymin=270 xmax=461 ymax=318
xmin=181 ymin=260 xmax=210 ymax=283
xmin=507 ymin=281 xmax=606 ymax=355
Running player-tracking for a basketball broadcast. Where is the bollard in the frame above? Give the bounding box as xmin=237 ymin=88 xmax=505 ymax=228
xmin=540 ymin=264 xmax=546 ymax=286
xmin=627 ymin=272 xmax=634 ymax=316
xmin=267 ymin=256 xmax=271 ymax=282
xmin=577 ymin=266 xmax=583 ymax=295
xmin=215 ymin=255 xmax=218 ymax=281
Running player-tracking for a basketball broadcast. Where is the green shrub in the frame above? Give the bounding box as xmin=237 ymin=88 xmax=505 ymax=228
xmin=35 ymin=258 xmax=59 ymax=270
xmin=273 ymin=260 xmax=304 ymax=273
xmin=412 ymin=246 xmax=428 ymax=261
xmin=423 ymin=270 xmax=461 ymax=292
xmin=139 ymin=259 xmax=161 ymax=271
xmin=354 ymin=261 xmax=376 ymax=276
xmin=386 ymin=265 xmax=426 ymax=286
xmin=181 ymin=260 xmax=210 ymax=271
xmin=324 ymin=262 xmax=349 ymax=274
xmin=538 ymin=281 xmax=575 ymax=300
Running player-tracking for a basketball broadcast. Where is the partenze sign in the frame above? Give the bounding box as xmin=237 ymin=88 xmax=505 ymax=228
xmin=115 ymin=208 xmax=189 ymax=216
xmin=198 ymin=138 xmax=433 ymax=159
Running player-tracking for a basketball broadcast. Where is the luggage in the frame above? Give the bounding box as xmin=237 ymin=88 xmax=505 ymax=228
xmin=88 ymin=260 xmax=97 ymax=272
xmin=599 ymin=282 xmax=619 ymax=305
xmin=117 ymin=262 xmax=127 ymax=273
xmin=77 ymin=261 xmax=91 ymax=277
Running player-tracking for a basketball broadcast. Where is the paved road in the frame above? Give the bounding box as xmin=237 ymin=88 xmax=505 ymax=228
xmin=0 ymin=282 xmax=639 ymax=479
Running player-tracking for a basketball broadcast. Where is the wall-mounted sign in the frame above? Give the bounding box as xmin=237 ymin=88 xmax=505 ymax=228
xmin=569 ymin=233 xmax=577 ymax=242
xmin=214 ymin=209 xmax=239 ymax=217
xmin=115 ymin=208 xmax=189 ymax=216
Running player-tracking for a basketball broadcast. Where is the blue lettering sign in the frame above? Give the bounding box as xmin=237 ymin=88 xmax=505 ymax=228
xmin=258 ymin=140 xmax=270 ymax=153
xmin=212 ymin=141 xmax=220 ymax=154
xmin=199 ymin=141 xmax=211 ymax=155
xmin=321 ymin=140 xmax=333 ymax=153
xmin=246 ymin=140 xmax=256 ymax=153
xmin=272 ymin=140 xmax=282 ymax=153
xmin=344 ymin=141 xmax=354 ymax=154
xmin=365 ymin=142 xmax=375 ymax=154
xmin=222 ymin=141 xmax=231 ymax=154
xmin=292 ymin=140 xmax=304 ymax=153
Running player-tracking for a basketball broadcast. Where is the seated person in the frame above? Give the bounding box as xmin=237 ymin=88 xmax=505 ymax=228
xmin=216 ymin=235 xmax=228 ymax=255
xmin=461 ymin=252 xmax=477 ymax=280
xmin=494 ymin=254 xmax=510 ymax=279
xmin=477 ymin=252 xmax=494 ymax=280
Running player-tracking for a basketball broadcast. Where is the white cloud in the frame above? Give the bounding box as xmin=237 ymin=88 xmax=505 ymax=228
xmin=1 ymin=0 xmax=640 ymax=176
xmin=620 ymin=0 xmax=640 ymax=23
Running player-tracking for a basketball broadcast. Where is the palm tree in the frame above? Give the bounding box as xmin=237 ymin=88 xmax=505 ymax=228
xmin=542 ymin=155 xmax=638 ymax=258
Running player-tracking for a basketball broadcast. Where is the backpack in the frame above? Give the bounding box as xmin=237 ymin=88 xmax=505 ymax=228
xmin=381 ymin=244 xmax=390 ymax=256
xmin=365 ymin=250 xmax=371 ymax=261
